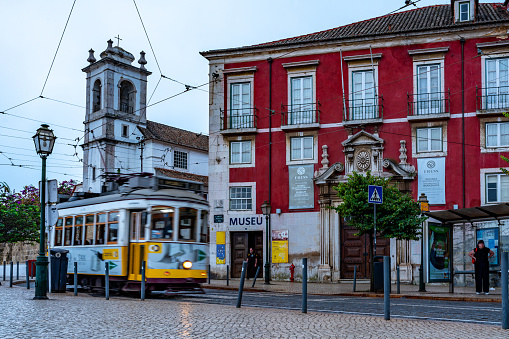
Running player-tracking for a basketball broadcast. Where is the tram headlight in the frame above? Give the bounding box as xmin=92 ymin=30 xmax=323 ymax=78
xmin=182 ymin=260 xmax=193 ymax=269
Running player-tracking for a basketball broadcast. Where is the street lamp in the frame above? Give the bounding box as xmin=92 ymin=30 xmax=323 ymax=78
xmin=418 ymin=193 xmax=429 ymax=293
xmin=261 ymin=200 xmax=271 ymax=285
xmin=32 ymin=124 xmax=56 ymax=299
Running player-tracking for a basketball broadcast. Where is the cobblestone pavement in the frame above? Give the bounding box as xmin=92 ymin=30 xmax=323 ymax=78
xmin=1 ymin=284 xmax=508 ymax=338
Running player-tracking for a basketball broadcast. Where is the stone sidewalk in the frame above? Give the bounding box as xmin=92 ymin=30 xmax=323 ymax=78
xmin=203 ymin=279 xmax=505 ymax=302
xmin=1 ymin=284 xmax=508 ymax=338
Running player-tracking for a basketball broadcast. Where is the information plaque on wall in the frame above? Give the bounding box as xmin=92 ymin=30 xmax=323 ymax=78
xmin=289 ymin=164 xmax=314 ymax=210
xmin=417 ymin=157 xmax=445 ymax=205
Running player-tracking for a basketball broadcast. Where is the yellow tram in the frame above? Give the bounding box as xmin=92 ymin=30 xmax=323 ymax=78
xmin=50 ymin=176 xmax=209 ymax=294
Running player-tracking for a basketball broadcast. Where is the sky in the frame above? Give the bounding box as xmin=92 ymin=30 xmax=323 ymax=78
xmin=0 ymin=0 xmax=470 ymax=192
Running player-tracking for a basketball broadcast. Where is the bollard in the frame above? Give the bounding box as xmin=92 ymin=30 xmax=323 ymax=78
xmin=227 ymin=265 xmax=229 ymax=286
xmin=397 ymin=265 xmax=400 ymax=294
xmin=384 ymin=256 xmax=391 ymax=320
xmin=302 ymin=258 xmax=308 ymax=314
xmin=105 ymin=261 xmax=110 ymax=300
xmin=16 ymin=261 xmax=19 ymax=280
xmin=141 ymin=261 xmax=146 ymax=301
xmin=9 ymin=262 xmax=13 ymax=287
xmin=74 ymin=262 xmax=78 ymax=296
xmin=208 ymin=264 xmax=211 ymax=284
xmin=236 ymin=261 xmax=248 ymax=308
xmin=502 ymin=252 xmax=508 ymax=330
xmin=353 ymin=266 xmax=357 ymax=292
xmin=2 ymin=261 xmax=5 ymax=281
xmin=26 ymin=261 xmax=30 ymax=289
xmin=252 ymin=266 xmax=261 ymax=288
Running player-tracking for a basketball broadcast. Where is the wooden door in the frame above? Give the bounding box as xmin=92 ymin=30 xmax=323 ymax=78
xmin=231 ymin=232 xmax=248 ymax=278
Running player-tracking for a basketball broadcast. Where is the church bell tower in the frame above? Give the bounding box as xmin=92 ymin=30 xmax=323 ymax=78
xmin=81 ymin=39 xmax=151 ymax=192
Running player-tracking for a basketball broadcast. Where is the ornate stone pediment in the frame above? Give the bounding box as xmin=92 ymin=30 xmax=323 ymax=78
xmin=314 ymin=162 xmax=344 ymax=185
xmin=343 ymin=130 xmax=384 ymax=176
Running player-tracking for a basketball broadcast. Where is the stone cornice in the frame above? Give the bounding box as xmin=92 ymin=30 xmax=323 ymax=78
xmin=222 ymin=66 xmax=258 ymax=74
xmin=407 ymin=47 xmax=449 ymax=55
xmin=282 ymin=60 xmax=320 ymax=68
xmin=343 ymin=53 xmax=382 ymax=62
xmin=476 ymin=40 xmax=509 ymax=49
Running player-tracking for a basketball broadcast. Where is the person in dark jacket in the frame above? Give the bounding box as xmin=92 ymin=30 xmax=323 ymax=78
xmin=246 ymin=248 xmax=258 ymax=279
xmin=468 ymin=240 xmax=494 ymax=295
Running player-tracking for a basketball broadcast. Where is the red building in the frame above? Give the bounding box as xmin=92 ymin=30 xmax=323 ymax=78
xmin=202 ymin=1 xmax=509 ymax=283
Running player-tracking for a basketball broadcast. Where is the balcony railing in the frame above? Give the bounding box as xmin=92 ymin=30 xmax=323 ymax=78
xmin=281 ymin=102 xmax=320 ymax=126
xmin=344 ymin=96 xmax=383 ymax=122
xmin=477 ymin=86 xmax=509 ymax=111
xmin=220 ymin=108 xmax=258 ymax=131
xmin=407 ymin=91 xmax=450 ymax=116
xmin=120 ymin=103 xmax=133 ymax=114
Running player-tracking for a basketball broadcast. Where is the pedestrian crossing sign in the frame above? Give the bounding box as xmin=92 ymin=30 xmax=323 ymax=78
xmin=368 ymin=185 xmax=383 ymax=204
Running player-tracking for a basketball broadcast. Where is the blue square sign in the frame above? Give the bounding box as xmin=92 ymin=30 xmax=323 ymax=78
xmin=368 ymin=185 xmax=383 ymax=204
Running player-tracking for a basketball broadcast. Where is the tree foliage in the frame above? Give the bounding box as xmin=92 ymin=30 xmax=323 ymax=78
xmin=333 ymin=171 xmax=426 ymax=240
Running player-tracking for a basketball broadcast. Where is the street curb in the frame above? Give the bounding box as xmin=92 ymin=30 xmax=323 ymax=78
xmin=203 ymin=285 xmax=501 ymax=303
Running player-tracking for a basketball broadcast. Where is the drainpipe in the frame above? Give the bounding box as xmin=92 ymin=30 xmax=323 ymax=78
xmin=268 ymin=57 xmax=273 ymax=282
xmin=461 ymin=37 xmax=465 ymax=208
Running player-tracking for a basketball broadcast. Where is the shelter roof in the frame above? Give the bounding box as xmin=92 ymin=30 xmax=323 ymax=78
xmin=425 ymin=203 xmax=509 ymax=224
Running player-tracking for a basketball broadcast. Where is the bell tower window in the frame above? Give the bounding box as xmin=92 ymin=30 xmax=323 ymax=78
xmin=92 ymin=79 xmax=101 ymax=112
xmin=119 ymin=80 xmax=135 ymax=113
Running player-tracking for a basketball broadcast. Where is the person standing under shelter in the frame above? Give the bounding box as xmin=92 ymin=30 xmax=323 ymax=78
xmin=468 ymin=240 xmax=494 ymax=295
xmin=246 ymin=248 xmax=258 ymax=279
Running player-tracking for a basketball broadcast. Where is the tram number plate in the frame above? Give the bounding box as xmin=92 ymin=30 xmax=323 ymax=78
xmin=214 ymin=214 xmax=224 ymax=223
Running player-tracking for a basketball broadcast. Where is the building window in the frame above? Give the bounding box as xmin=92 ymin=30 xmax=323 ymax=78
xmin=96 ymin=213 xmax=106 ymax=245
xmin=351 ymin=70 xmax=377 ymax=120
xmin=121 ymin=124 xmax=129 ymax=138
xmin=54 ymin=218 xmax=63 ymax=246
xmin=92 ymin=79 xmax=101 ymax=112
xmin=64 ymin=217 xmax=73 ymax=246
xmin=174 ymin=150 xmax=188 ymax=169
xmin=459 ymin=2 xmax=470 ymax=22
xmin=416 ymin=127 xmax=442 ymax=152
xmin=486 ymin=122 xmax=509 ymax=147
xmin=416 ymin=64 xmax=441 ymax=114
xmin=486 ymin=174 xmax=509 ymax=203
xmin=119 ymin=80 xmax=135 ymax=113
xmin=178 ymin=207 xmax=197 ymax=241
xmin=230 ymin=187 xmax=252 ymax=210
xmin=107 ymin=211 xmax=119 ymax=244
xmin=74 ymin=215 xmax=83 ymax=245
xmin=291 ymin=136 xmax=313 ymax=160
xmin=290 ymin=76 xmax=314 ymax=124
xmin=230 ymin=141 xmax=251 ymax=164
xmin=485 ymin=58 xmax=509 ymax=109
xmin=230 ymin=82 xmax=252 ymax=128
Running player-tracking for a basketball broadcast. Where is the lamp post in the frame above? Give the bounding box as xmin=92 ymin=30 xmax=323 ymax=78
xmin=418 ymin=193 xmax=429 ymax=293
xmin=32 ymin=124 xmax=56 ymax=299
xmin=261 ymin=200 xmax=271 ymax=285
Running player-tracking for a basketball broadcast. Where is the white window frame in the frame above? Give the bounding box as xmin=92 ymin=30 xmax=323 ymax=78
xmin=416 ymin=127 xmax=442 ymax=153
xmin=484 ymin=57 xmax=509 ymax=110
xmin=290 ymin=136 xmax=314 ymax=161
xmin=485 ymin=173 xmax=509 ymax=204
xmin=412 ymin=57 xmax=446 ymax=114
xmin=411 ymin=121 xmax=447 ymax=158
xmin=290 ymin=76 xmax=314 ymax=124
xmin=121 ymin=124 xmax=129 ymax=138
xmin=229 ymin=186 xmax=253 ymax=211
xmin=459 ymin=2 xmax=470 ymax=22
xmin=486 ymin=122 xmax=509 ymax=148
xmin=350 ymin=69 xmax=377 ymax=120
xmin=285 ymin=131 xmax=318 ymax=165
xmin=285 ymin=64 xmax=318 ymax=125
xmin=173 ymin=150 xmax=188 ymax=170
xmin=230 ymin=140 xmax=252 ymax=164
xmin=230 ymin=82 xmax=252 ymax=128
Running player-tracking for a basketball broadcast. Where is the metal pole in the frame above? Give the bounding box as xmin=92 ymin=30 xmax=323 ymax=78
xmin=374 ymin=204 xmax=377 ymax=257
xmin=252 ymin=266 xmax=261 ymax=288
xmin=226 ymin=265 xmax=229 ymax=286
xmin=419 ymin=219 xmax=426 ymax=292
xmin=74 ymin=262 xmax=78 ymax=296
xmin=9 ymin=261 xmax=13 ymax=287
xmin=26 ymin=261 xmax=30 ymax=289
xmin=302 ymin=258 xmax=308 ymax=314
xmin=141 ymin=261 xmax=146 ymax=301
xmin=353 ymin=266 xmax=357 ymax=292
xmin=16 ymin=261 xmax=19 ymax=280
xmin=34 ymin=156 xmax=49 ymax=300
xmin=502 ymin=251 xmax=508 ymax=330
xmin=236 ymin=261 xmax=247 ymax=308
xmin=208 ymin=264 xmax=211 ymax=284
xmin=105 ymin=261 xmax=109 ymax=300
xmin=384 ymin=256 xmax=390 ymax=320
xmin=264 ymin=215 xmax=270 ymax=284
xmin=3 ymin=261 xmax=5 ymax=281
xmin=397 ymin=265 xmax=400 ymax=294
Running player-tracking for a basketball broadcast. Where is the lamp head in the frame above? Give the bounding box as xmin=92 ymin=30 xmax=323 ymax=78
xmin=261 ymin=200 xmax=271 ymax=216
xmin=33 ymin=124 xmax=56 ymax=157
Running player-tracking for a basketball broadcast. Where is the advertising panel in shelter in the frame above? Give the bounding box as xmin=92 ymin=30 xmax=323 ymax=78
xmin=428 ymin=223 xmax=451 ymax=282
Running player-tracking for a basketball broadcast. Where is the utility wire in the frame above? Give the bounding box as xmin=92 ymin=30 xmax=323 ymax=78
xmin=132 ymin=0 xmax=162 ymax=75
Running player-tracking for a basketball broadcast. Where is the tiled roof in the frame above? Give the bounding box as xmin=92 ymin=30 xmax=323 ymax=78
xmin=155 ymin=167 xmax=208 ymax=186
xmin=201 ymin=3 xmax=509 ymax=55
xmin=139 ymin=120 xmax=208 ymax=151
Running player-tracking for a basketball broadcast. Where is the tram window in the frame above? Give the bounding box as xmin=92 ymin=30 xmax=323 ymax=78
xmin=178 ymin=208 xmax=197 ymax=241
xmin=64 ymin=217 xmax=73 ymax=246
xmin=55 ymin=218 xmax=63 ymax=246
xmin=74 ymin=215 xmax=84 ymax=245
xmin=85 ymin=214 xmax=94 ymax=245
xmin=200 ymin=211 xmax=208 ymax=243
xmin=96 ymin=213 xmax=106 ymax=245
xmin=151 ymin=207 xmax=174 ymax=240
xmin=107 ymin=211 xmax=119 ymax=243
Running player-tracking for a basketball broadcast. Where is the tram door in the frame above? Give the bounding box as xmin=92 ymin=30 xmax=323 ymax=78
xmin=128 ymin=211 xmax=145 ymax=281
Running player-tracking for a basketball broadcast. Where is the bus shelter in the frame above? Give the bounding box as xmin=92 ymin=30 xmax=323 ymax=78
xmin=424 ymin=203 xmax=509 ymax=293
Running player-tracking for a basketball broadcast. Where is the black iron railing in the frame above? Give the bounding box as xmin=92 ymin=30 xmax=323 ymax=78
xmin=281 ymin=102 xmax=320 ymax=126
xmin=120 ymin=103 xmax=133 ymax=113
xmin=344 ymin=96 xmax=383 ymax=122
xmin=407 ymin=91 xmax=450 ymax=116
xmin=220 ymin=108 xmax=258 ymax=130
xmin=476 ymin=86 xmax=509 ymax=110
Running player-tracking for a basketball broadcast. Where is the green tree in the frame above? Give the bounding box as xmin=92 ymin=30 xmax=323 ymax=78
xmin=333 ymin=171 xmax=426 ymax=291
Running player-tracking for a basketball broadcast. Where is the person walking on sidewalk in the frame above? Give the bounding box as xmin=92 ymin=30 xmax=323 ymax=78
xmin=468 ymin=240 xmax=494 ymax=295
xmin=246 ymin=248 xmax=258 ymax=279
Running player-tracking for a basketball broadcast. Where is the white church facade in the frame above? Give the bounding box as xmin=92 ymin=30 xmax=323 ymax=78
xmin=80 ymin=40 xmax=208 ymax=193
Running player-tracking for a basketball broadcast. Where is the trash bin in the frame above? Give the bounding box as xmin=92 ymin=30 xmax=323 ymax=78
xmin=373 ymin=256 xmax=385 ymax=293
xmin=50 ymin=248 xmax=69 ymax=292
xmin=27 ymin=259 xmax=36 ymax=277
